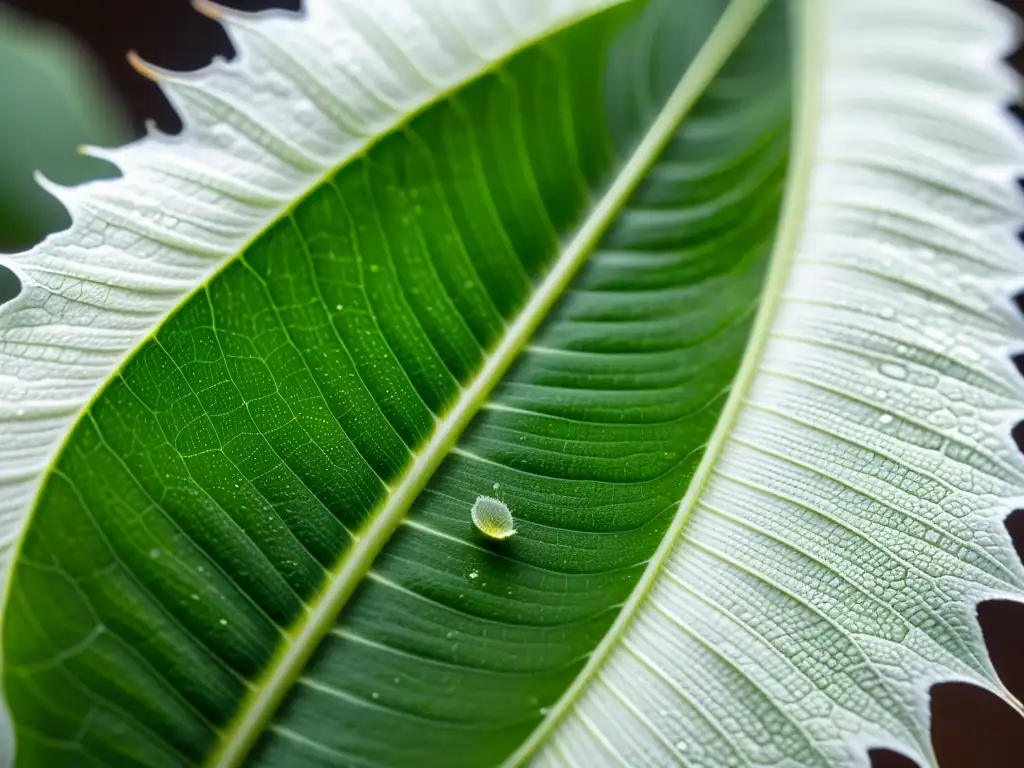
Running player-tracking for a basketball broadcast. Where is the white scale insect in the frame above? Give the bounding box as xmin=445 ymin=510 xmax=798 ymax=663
xmin=470 ymin=495 xmax=516 ymax=539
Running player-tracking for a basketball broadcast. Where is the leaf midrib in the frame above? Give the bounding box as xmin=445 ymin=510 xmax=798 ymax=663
xmin=209 ymin=0 xmax=774 ymax=764
xmin=505 ymin=0 xmax=825 ymax=764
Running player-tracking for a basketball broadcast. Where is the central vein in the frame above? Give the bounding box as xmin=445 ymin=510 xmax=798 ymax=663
xmin=210 ymin=0 xmax=771 ymax=764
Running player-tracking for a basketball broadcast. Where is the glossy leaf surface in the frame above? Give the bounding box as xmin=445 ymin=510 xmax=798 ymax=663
xmin=0 ymin=1 xmax=1022 ymax=767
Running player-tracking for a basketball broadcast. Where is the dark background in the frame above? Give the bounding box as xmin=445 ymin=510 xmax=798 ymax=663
xmin=2 ymin=1 xmax=1024 ymax=766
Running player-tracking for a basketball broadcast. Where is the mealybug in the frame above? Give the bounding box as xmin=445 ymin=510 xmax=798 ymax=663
xmin=471 ymin=495 xmax=516 ymax=539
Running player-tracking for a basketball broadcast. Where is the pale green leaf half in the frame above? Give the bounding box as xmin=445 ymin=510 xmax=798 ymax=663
xmin=0 ymin=1 xmax=1022 ymax=767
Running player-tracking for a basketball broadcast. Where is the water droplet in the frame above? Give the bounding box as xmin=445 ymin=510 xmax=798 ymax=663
xmin=210 ymin=124 xmax=233 ymax=147
xmin=266 ymin=72 xmax=292 ymax=97
xmin=219 ymin=619 xmax=228 ymax=626
xmin=446 ymin=631 xmax=456 ymax=639
xmin=675 ymin=740 xmax=688 ymax=752
xmin=293 ymin=100 xmax=316 ymax=121
xmin=468 ymin=570 xmax=479 ymax=580
xmin=471 ymin=495 xmax=516 ymax=539
xmin=539 ymin=706 xmax=551 ymax=715
xmin=928 ymin=409 xmax=957 ymax=429
xmin=149 ymin=548 xmax=161 ymax=559
xmin=369 ymin=264 xmax=380 ymax=273
xmin=393 ymin=677 xmax=401 ymax=684
xmin=879 ymin=362 xmax=907 ymax=380
xmin=878 ymin=413 xmax=893 ymax=424
xmin=336 ymin=304 xmax=343 ymax=311
xmin=879 ymin=307 xmax=895 ymax=320
xmin=492 ymin=482 xmax=500 ymax=491
xmin=190 ymin=593 xmax=200 ymax=601
xmin=371 ymin=692 xmax=380 ymax=700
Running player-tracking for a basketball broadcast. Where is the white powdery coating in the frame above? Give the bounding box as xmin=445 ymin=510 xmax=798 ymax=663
xmin=535 ymin=1 xmax=1024 ymax=767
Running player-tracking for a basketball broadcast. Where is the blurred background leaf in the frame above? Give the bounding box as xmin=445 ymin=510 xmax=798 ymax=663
xmin=0 ymin=6 xmax=129 ymax=300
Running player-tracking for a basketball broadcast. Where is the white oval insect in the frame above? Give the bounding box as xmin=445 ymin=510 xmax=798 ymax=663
xmin=471 ymin=495 xmax=516 ymax=539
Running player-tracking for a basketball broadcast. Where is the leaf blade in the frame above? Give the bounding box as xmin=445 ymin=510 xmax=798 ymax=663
xmin=3 ymin=0 xmax=791 ymax=765
xmin=2 ymin=1 xmax=1022 ymax=767
xmin=527 ymin=1 xmax=1024 ymax=766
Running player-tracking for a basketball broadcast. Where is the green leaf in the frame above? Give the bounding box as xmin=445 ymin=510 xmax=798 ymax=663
xmin=1 ymin=0 xmax=1022 ymax=767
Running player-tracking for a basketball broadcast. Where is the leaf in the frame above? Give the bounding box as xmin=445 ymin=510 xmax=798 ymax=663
xmin=0 ymin=6 xmax=129 ymax=256
xmin=0 ymin=0 xmax=1021 ymax=767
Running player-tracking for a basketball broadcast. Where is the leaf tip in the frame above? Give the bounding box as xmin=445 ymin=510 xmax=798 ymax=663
xmin=192 ymin=0 xmax=225 ymax=23
xmin=126 ymin=50 xmax=162 ymax=83
xmin=32 ymin=171 xmax=75 ymax=212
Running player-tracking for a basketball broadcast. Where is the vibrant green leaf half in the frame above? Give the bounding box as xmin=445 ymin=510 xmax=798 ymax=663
xmin=1 ymin=0 xmax=1022 ymax=766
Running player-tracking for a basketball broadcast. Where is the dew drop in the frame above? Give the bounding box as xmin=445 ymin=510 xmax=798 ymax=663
xmin=210 ymin=124 xmax=233 ymax=147
xmin=446 ymin=630 xmax=457 ymax=639
xmin=492 ymin=482 xmax=500 ymax=491
xmin=266 ymin=72 xmax=292 ymax=98
xmin=471 ymin=495 xmax=516 ymax=539
xmin=219 ymin=619 xmax=228 ymax=626
xmin=336 ymin=304 xmax=343 ymax=311
xmin=879 ymin=307 xmax=895 ymax=320
xmin=468 ymin=570 xmax=479 ymax=580
xmin=293 ymin=100 xmax=316 ymax=121
xmin=190 ymin=593 xmax=200 ymax=601
xmin=878 ymin=413 xmax=893 ymax=424
xmin=539 ymin=706 xmax=551 ymax=716
xmin=879 ymin=362 xmax=907 ymax=380
xmin=371 ymin=692 xmax=380 ymax=700
xmin=675 ymin=741 xmax=688 ymax=752
xmin=149 ymin=548 xmax=162 ymax=559
xmin=928 ymin=409 xmax=957 ymax=429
